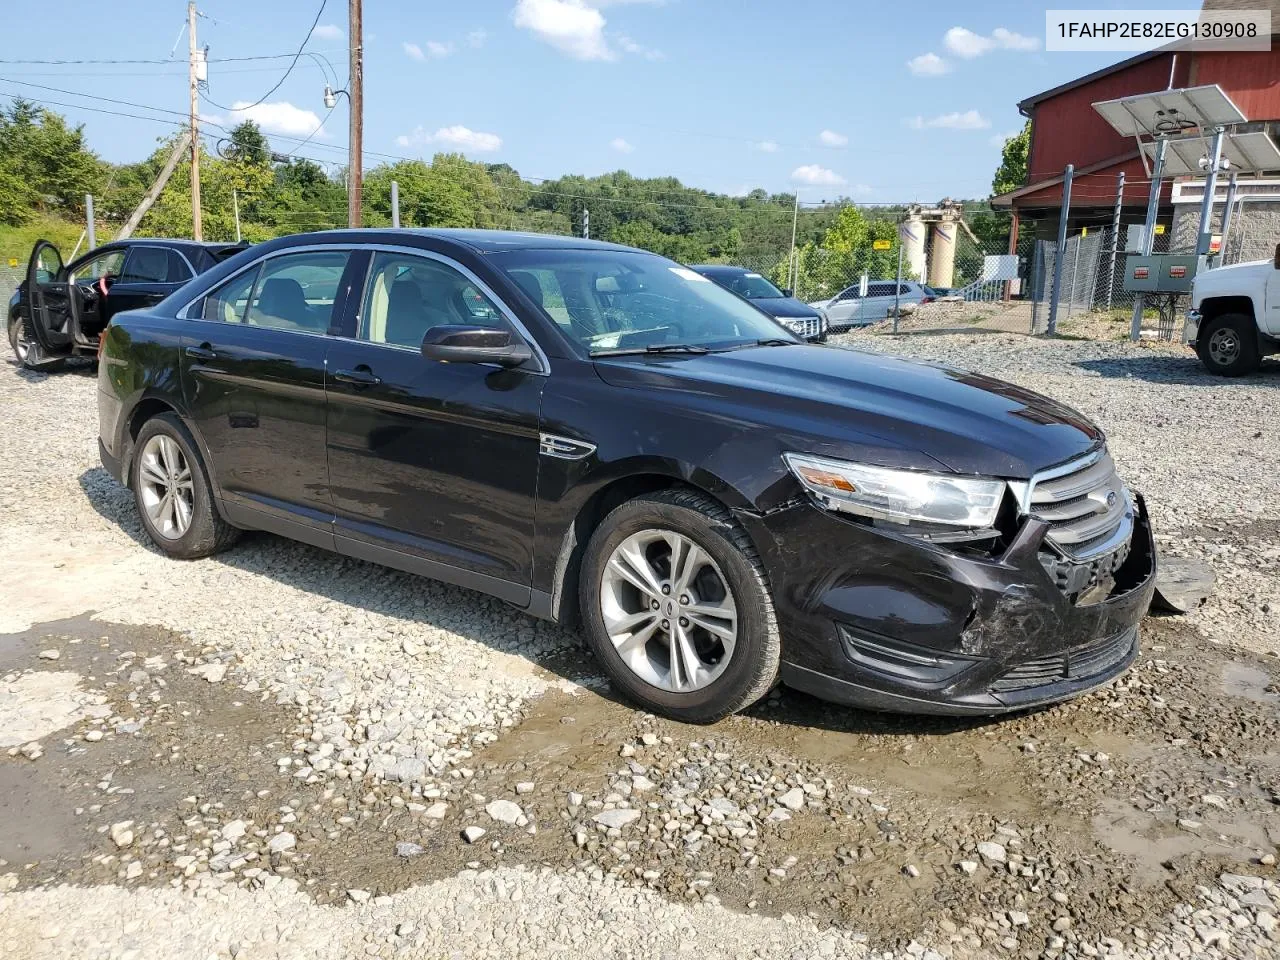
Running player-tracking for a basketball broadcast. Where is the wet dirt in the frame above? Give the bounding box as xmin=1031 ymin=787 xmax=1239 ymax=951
xmin=2 ymin=613 xmax=1278 ymax=957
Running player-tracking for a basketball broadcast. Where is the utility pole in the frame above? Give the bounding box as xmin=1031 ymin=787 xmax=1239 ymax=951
xmin=85 ymin=194 xmax=96 ymax=250
xmin=390 ymin=180 xmax=400 ymax=228
xmin=582 ymin=205 xmax=589 ymax=239
xmin=348 ymin=0 xmax=363 ymax=228
xmin=1194 ymin=127 xmax=1226 ymax=258
xmin=1106 ymin=172 xmax=1124 ymax=309
xmin=1219 ymin=171 xmax=1239 ymax=264
xmin=232 ymin=188 xmax=241 ymax=242
xmin=788 ymin=192 xmax=800 ymax=291
xmin=1047 ymin=163 xmax=1073 ymax=336
xmin=188 ymin=0 xmax=202 ymax=241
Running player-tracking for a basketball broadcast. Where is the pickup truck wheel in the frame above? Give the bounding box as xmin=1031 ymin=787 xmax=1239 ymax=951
xmin=580 ymin=489 xmax=780 ymax=723
xmin=1197 ymin=313 xmax=1259 ymax=377
xmin=8 ymin=313 xmax=64 ymax=371
xmin=132 ymin=413 xmax=240 ymax=559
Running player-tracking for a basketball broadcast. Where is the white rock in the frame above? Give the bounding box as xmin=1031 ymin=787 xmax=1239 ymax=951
xmin=957 ymin=861 xmax=978 ymax=875
xmin=977 ymin=842 xmax=1006 ymax=863
xmin=515 ymin=781 xmax=535 ymax=794
xmin=221 ymin=820 xmax=247 ymax=842
xmin=593 ymin=808 xmax=641 ymax=829
xmin=187 ymin=663 xmax=227 ymax=683
xmin=38 ymin=649 xmax=60 ymax=661
xmin=777 ymin=787 xmax=806 ymax=811
xmin=461 ymin=826 xmax=486 ymax=844
xmin=347 ymin=889 xmax=370 ymax=903
xmin=485 ymin=799 xmax=523 ymax=825
xmin=84 ymin=730 xmax=103 ymax=742
xmin=110 ymin=821 xmax=135 ymax=848
xmin=266 ymin=832 xmax=296 ymax=853
xmin=422 ymin=802 xmax=448 ymax=820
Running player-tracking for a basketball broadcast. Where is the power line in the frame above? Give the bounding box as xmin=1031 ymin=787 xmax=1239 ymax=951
xmin=0 ymin=52 xmax=340 ymax=66
xmin=200 ymin=0 xmax=328 ymax=112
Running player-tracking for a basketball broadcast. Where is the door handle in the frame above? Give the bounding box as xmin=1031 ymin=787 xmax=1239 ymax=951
xmin=185 ymin=344 xmax=216 ymax=361
xmin=333 ymin=367 xmax=382 ymax=386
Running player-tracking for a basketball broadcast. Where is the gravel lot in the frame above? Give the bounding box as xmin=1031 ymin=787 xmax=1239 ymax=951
xmin=1 ymin=334 xmax=1278 ymax=960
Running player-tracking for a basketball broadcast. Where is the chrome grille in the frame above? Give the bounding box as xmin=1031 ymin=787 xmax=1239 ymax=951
xmin=1026 ymin=451 xmax=1130 ymax=559
xmin=779 ymin=316 xmax=822 ymax=339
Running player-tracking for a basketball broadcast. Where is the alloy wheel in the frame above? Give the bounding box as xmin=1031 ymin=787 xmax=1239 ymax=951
xmin=1208 ymin=327 xmax=1241 ymax=367
xmin=138 ymin=434 xmax=195 ymax=540
xmin=11 ymin=320 xmax=29 ymax=364
xmin=599 ymin=529 xmax=738 ymax=692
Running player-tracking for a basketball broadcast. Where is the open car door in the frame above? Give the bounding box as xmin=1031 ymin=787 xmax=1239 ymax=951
xmin=24 ymin=240 xmax=75 ymax=358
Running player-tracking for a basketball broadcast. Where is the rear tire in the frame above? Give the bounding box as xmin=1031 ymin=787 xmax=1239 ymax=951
xmin=579 ymin=488 xmax=780 ymax=723
xmin=9 ymin=313 xmax=64 ymax=371
xmin=131 ymin=413 xmax=240 ymax=559
xmin=1197 ymin=313 xmax=1259 ymax=377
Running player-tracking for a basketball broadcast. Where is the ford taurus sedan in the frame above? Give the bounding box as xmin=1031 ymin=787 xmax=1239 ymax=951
xmin=97 ymin=229 xmax=1156 ymax=723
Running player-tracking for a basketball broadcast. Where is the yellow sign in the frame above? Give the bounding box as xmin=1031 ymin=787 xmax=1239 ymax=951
xmin=1154 ymin=224 xmax=1166 ymax=235
xmin=6 ymin=258 xmax=15 ymax=268
xmin=1080 ymin=227 xmax=1088 ymax=237
xmin=872 ymin=239 xmax=892 ymax=251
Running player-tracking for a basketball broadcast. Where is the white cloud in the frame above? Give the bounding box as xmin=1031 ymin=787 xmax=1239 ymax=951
xmin=610 ymin=137 xmax=634 ymax=153
xmin=426 ymin=40 xmax=455 ymax=58
xmin=907 ymin=52 xmax=950 ymax=76
xmin=791 ymin=164 xmax=846 ymax=186
xmin=754 ymin=140 xmax=779 ymax=153
xmin=224 ymin=101 xmax=327 ymax=138
xmin=989 ymin=129 xmax=1020 ymax=147
xmin=467 ymin=28 xmax=489 ymax=47
xmin=907 ymin=109 xmax=991 ymax=131
xmin=396 ymin=125 xmax=503 ymax=152
xmin=818 ymin=129 xmax=848 ymax=147
xmin=403 ymin=42 xmax=425 ymax=61
xmin=617 ymin=34 xmax=664 ymax=59
xmin=313 ymin=23 xmax=343 ymax=41
xmin=513 ymin=0 xmax=614 ymax=60
xmin=944 ymin=25 xmax=1039 ymax=58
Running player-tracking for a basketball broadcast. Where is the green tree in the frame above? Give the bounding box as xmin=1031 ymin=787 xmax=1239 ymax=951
xmin=0 ymin=99 xmax=104 ymax=225
xmin=992 ymin=120 xmax=1031 ymax=196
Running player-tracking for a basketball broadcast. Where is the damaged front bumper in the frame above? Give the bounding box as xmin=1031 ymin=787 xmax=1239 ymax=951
xmin=741 ymin=494 xmax=1157 ymax=716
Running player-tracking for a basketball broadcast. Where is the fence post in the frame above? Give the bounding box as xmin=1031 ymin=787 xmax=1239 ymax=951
xmin=893 ymin=239 xmax=903 ymax=335
xmin=1219 ymin=171 xmax=1239 ymax=264
xmin=1029 ymin=241 xmax=1043 ymax=333
xmin=1047 ymin=164 xmax=1073 ymax=336
xmin=85 ymin=194 xmax=96 ymax=250
xmin=1106 ymin=172 xmax=1124 ymax=309
xmin=1066 ymin=234 xmax=1082 ymax=320
xmin=390 ymin=180 xmax=400 ymax=228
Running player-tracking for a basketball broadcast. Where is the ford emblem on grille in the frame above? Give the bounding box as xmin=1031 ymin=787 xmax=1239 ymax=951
xmin=1105 ymin=491 xmax=1117 ymax=508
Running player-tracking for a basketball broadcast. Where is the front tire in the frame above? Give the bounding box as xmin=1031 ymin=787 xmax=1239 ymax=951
xmin=579 ymin=489 xmax=780 ymax=723
xmin=1197 ymin=313 xmax=1259 ymax=377
xmin=131 ymin=413 xmax=240 ymax=559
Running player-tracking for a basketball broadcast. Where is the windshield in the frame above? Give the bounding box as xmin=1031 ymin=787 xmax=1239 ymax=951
xmin=712 ymin=270 xmax=786 ymax=300
xmin=490 ymin=249 xmax=796 ymax=355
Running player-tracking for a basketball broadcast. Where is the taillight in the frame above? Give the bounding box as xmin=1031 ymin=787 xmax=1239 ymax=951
xmin=921 ymin=296 xmax=935 ymax=304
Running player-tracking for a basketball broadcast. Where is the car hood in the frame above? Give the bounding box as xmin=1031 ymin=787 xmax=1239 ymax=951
xmin=594 ymin=345 xmax=1102 ymax=478
xmin=749 ymin=296 xmax=821 ymax=319
xmin=1193 ymin=258 xmax=1271 ymax=297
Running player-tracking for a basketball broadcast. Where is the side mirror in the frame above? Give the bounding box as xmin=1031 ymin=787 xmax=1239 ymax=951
xmin=781 ymin=288 xmax=793 ymax=298
xmin=421 ymin=324 xmax=533 ymax=368
xmin=1274 ymin=242 xmax=1280 ymax=270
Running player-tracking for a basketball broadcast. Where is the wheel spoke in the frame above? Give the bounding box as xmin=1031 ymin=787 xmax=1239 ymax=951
xmin=687 ymin=611 xmax=736 ymax=642
xmin=173 ymin=492 xmax=192 ymax=532
xmin=139 ymin=456 xmax=167 ymax=488
xmin=608 ymin=543 xmax=663 ymax=601
xmin=613 ymin=617 xmax=660 ymax=659
xmin=669 ymin=624 xmax=701 ymax=691
xmin=160 ymin=493 xmax=176 ymax=533
xmin=668 ymin=536 xmax=705 ymax=596
xmin=605 ymin=608 xmax=659 ymax=637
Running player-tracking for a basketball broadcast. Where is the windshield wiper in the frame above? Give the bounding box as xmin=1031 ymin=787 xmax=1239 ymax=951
xmin=753 ymin=338 xmax=797 ymax=346
xmin=591 ymin=343 xmax=711 ymax=357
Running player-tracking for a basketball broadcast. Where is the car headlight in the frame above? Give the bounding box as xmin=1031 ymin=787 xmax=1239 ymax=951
xmin=783 ymin=452 xmax=1005 ymax=528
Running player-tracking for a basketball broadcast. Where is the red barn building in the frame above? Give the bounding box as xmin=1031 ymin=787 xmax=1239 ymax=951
xmin=994 ymin=1 xmax=1280 ymax=259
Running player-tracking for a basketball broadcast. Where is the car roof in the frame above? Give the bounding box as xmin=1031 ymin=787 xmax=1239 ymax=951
xmin=689 ymin=264 xmax=752 ymax=276
xmin=266 ymin=228 xmax=641 ymax=256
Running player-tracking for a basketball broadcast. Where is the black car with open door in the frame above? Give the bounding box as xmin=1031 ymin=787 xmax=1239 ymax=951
xmin=8 ymin=237 xmax=246 ymax=370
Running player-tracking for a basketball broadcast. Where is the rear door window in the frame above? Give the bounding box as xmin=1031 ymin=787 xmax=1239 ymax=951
xmin=120 ymin=247 xmax=190 ymax=284
xmin=201 ymin=266 xmax=260 ymax=324
xmin=244 ymin=251 xmax=350 ymax=334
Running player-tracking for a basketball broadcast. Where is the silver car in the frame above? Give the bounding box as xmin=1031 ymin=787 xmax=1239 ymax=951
xmin=811 ymin=281 xmax=936 ymax=330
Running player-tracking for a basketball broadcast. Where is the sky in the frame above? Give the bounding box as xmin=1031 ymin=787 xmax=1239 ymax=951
xmin=0 ymin=0 xmax=1176 ymax=204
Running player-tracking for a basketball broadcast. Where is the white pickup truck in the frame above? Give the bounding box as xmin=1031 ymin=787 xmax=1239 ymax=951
xmin=1185 ymin=242 xmax=1280 ymax=376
